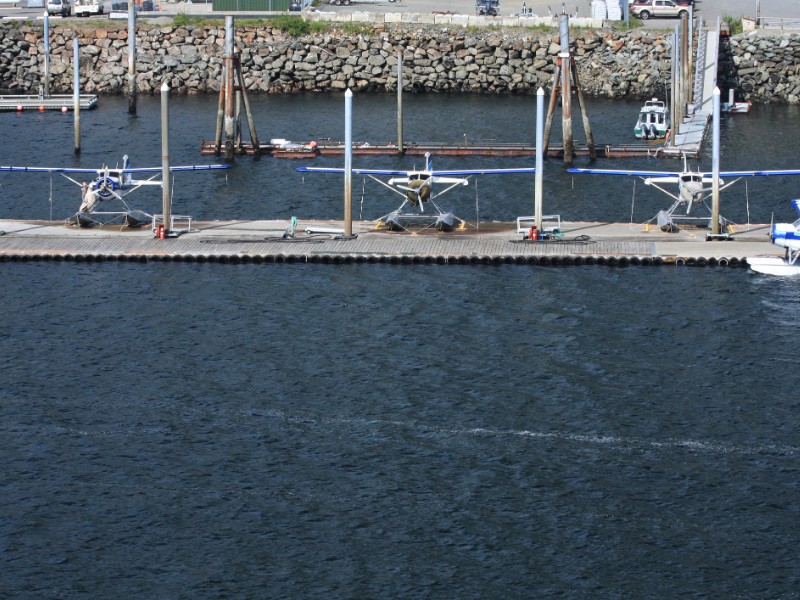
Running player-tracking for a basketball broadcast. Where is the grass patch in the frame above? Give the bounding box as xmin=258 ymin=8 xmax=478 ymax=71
xmin=172 ymin=13 xmax=208 ymax=27
xmin=611 ymin=17 xmax=642 ymax=31
xmin=339 ymin=22 xmax=376 ymax=35
xmin=722 ymin=15 xmax=744 ymax=35
xmin=267 ymin=15 xmax=327 ymax=35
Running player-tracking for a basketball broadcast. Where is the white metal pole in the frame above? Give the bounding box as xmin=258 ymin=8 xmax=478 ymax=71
xmin=535 ymin=87 xmax=544 ymax=231
xmin=161 ymin=81 xmax=172 ymax=234
xmin=396 ymin=53 xmax=403 ymax=153
xmin=43 ymin=12 xmax=50 ymax=98
xmin=344 ymin=88 xmax=353 ymax=237
xmin=73 ymin=38 xmax=80 ymax=154
xmin=711 ymin=87 xmax=720 ymax=236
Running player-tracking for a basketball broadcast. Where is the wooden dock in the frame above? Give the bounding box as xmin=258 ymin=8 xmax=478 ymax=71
xmin=0 ymin=218 xmax=778 ymax=267
xmin=0 ymin=94 xmax=98 ymax=111
xmin=199 ymin=139 xmax=674 ymax=159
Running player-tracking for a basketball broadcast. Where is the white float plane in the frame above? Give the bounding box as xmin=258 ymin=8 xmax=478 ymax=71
xmin=567 ymin=159 xmax=800 ymax=232
xmin=297 ymin=153 xmax=535 ymax=231
xmin=749 ymin=199 xmax=800 ymax=276
xmin=0 ymin=155 xmax=230 ymax=227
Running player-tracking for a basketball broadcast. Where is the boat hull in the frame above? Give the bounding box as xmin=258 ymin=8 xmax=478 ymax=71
xmin=748 ymin=256 xmax=800 ymax=276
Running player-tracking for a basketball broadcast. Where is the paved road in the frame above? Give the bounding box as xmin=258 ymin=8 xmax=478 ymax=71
xmin=0 ymin=0 xmax=796 ymax=23
xmin=320 ymin=0 xmax=796 ymax=22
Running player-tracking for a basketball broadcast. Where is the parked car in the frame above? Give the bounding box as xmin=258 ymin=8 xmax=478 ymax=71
xmin=47 ymin=0 xmax=72 ymax=16
xmin=630 ymin=0 xmax=689 ymax=20
xmin=142 ymin=0 xmax=153 ymax=10
xmin=74 ymin=0 xmax=104 ymax=17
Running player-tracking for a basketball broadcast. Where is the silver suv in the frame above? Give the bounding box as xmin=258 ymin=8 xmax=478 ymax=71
xmin=47 ymin=0 xmax=72 ymax=16
xmin=630 ymin=0 xmax=689 ymax=20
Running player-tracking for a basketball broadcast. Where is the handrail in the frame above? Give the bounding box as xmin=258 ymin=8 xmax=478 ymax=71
xmin=759 ymin=17 xmax=800 ymax=29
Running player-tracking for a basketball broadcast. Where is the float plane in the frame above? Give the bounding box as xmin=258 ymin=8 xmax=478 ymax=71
xmin=0 ymin=155 xmax=230 ymax=228
xmin=568 ymin=159 xmax=800 ymax=233
xmin=749 ymin=199 xmax=800 ymax=276
xmin=297 ymin=153 xmax=536 ymax=231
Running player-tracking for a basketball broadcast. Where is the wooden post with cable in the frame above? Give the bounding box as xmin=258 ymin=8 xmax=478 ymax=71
xmin=214 ymin=15 xmax=260 ymax=158
xmin=542 ymin=13 xmax=596 ymax=163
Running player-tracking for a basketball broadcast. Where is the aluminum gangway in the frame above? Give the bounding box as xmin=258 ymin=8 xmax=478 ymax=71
xmin=667 ymin=22 xmax=719 ymax=157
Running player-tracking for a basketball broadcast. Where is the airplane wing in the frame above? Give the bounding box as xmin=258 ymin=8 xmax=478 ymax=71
xmin=569 ymin=167 xmax=800 ymax=179
xmin=297 ymin=166 xmax=536 ymax=176
xmin=0 ymin=164 xmax=230 ymax=174
xmin=296 ymin=166 xmax=410 ymax=176
xmin=717 ymin=169 xmax=800 ymax=178
xmin=0 ymin=166 xmax=104 ymax=174
xmin=567 ymin=167 xmax=680 ymax=178
xmin=126 ymin=165 xmax=231 ymax=173
xmin=428 ymin=167 xmax=536 ymax=176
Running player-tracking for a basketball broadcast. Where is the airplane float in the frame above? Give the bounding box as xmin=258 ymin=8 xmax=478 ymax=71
xmin=0 ymin=155 xmax=230 ymax=228
xmin=748 ymin=199 xmax=800 ymax=276
xmin=567 ymin=159 xmax=800 ymax=233
xmin=297 ymin=153 xmax=536 ymax=231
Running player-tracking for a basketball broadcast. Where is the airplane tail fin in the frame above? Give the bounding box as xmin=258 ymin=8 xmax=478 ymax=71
xmin=791 ymin=198 xmax=800 ymax=216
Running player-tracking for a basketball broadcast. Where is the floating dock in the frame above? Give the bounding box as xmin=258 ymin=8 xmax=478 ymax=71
xmin=199 ymin=139 xmax=673 ymax=159
xmin=0 ymin=218 xmax=777 ymax=267
xmin=0 ymin=94 xmax=99 ymax=111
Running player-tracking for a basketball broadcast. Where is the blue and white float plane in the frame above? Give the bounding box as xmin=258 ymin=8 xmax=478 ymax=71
xmin=297 ymin=153 xmax=536 ymax=231
xmin=567 ymin=161 xmax=800 ymax=233
xmin=0 ymin=155 xmax=230 ymax=227
xmin=749 ymin=199 xmax=800 ymax=276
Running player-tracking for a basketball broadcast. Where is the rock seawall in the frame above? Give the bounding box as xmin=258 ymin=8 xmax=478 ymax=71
xmin=0 ymin=21 xmax=797 ymax=103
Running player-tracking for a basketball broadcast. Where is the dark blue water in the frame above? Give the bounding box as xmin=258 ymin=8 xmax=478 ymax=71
xmin=2 ymin=93 xmax=800 ymax=225
xmin=2 ymin=261 xmax=799 ymax=598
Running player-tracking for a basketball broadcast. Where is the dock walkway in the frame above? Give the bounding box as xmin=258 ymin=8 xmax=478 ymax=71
xmin=0 ymin=218 xmax=778 ymax=267
xmin=665 ymin=26 xmax=720 ymax=157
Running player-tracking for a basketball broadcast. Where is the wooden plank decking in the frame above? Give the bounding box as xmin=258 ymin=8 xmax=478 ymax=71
xmin=0 ymin=219 xmax=778 ymax=267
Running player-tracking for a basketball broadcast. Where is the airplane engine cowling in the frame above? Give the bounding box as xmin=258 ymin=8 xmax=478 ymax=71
xmin=92 ymin=176 xmax=118 ymax=198
xmin=404 ymin=179 xmax=430 ymax=205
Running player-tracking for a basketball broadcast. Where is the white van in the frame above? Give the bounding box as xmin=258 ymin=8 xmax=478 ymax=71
xmin=74 ymin=0 xmax=104 ymax=16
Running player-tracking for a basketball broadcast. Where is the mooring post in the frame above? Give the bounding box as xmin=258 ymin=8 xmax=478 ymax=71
xmin=681 ymin=14 xmax=690 ymax=116
xmin=236 ymin=52 xmax=260 ymax=154
xmin=214 ymin=81 xmax=224 ymax=156
xmin=535 ymin=87 xmax=544 ymax=231
xmin=344 ymin=88 xmax=353 ymax=238
xmin=127 ymin=3 xmax=136 ymax=115
xmin=223 ymin=16 xmax=235 ymax=160
xmin=396 ymin=52 xmax=404 ymax=154
xmin=73 ymin=38 xmax=80 ymax=154
xmin=571 ymin=59 xmax=596 ymax=160
xmin=559 ymin=14 xmax=573 ymax=163
xmin=711 ymin=87 xmax=720 ymax=236
xmin=541 ymin=64 xmax=560 ymax=155
xmin=161 ymin=81 xmax=172 ymax=235
xmin=43 ymin=12 xmax=50 ymax=98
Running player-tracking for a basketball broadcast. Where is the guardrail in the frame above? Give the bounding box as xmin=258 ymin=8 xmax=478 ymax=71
xmin=306 ymin=10 xmax=604 ymax=27
xmin=760 ymin=17 xmax=800 ymax=30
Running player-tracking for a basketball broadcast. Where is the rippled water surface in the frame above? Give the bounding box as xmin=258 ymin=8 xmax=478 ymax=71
xmin=2 ymin=93 xmax=800 ymax=225
xmin=1 ymin=261 xmax=799 ymax=598
xmin=2 ymin=94 xmax=800 ymax=597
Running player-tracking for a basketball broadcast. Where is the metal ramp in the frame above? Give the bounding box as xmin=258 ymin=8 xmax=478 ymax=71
xmin=668 ymin=24 xmax=719 ymax=156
